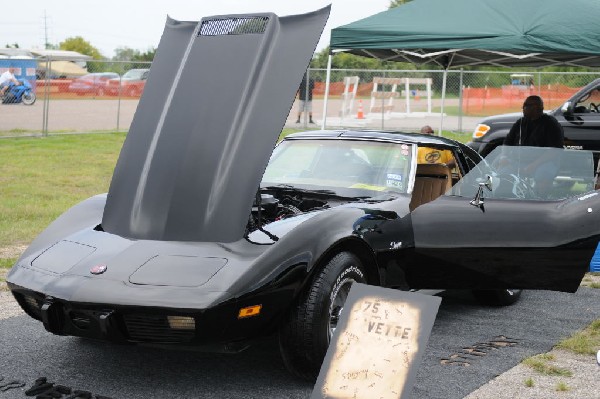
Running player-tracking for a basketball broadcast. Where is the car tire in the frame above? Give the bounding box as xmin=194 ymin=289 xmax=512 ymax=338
xmin=472 ymin=288 xmax=522 ymax=306
xmin=278 ymin=251 xmax=366 ymax=380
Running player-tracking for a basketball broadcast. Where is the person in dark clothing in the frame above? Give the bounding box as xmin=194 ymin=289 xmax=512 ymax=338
xmin=502 ymin=95 xmax=565 ymax=195
xmin=296 ymin=74 xmax=315 ymax=124
xmin=503 ymin=96 xmax=564 ymax=148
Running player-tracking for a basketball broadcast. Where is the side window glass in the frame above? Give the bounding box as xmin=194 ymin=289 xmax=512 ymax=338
xmin=575 ymin=87 xmax=600 ymax=114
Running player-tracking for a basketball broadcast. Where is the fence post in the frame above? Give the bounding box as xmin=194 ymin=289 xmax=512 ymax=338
xmin=42 ymin=57 xmax=50 ymax=137
xmin=458 ymin=69 xmax=464 ymax=133
xmin=321 ymin=57 xmax=332 ymax=130
xmin=116 ymin=72 xmax=122 ymax=132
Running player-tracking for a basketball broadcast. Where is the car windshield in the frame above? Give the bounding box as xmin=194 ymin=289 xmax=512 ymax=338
xmin=122 ymin=70 xmax=145 ymax=79
xmin=449 ymin=146 xmax=595 ymax=201
xmin=262 ymin=139 xmax=414 ymax=198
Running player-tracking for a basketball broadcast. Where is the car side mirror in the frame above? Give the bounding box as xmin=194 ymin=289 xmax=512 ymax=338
xmin=561 ymin=101 xmax=573 ymax=116
xmin=470 ymin=175 xmax=493 ymax=212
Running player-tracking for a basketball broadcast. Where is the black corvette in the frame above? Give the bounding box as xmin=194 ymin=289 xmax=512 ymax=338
xmin=7 ymin=7 xmax=600 ymax=380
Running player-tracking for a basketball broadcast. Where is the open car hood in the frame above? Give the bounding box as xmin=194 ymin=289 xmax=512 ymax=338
xmin=102 ymin=7 xmax=330 ymax=242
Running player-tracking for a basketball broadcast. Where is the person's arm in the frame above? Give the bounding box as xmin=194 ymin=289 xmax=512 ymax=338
xmin=544 ymin=116 xmax=564 ymax=148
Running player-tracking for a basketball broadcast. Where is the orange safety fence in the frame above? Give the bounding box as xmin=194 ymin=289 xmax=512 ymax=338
xmin=463 ymin=84 xmax=581 ymax=116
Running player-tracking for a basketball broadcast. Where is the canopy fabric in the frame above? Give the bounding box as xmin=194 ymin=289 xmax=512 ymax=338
xmin=42 ymin=61 xmax=88 ymax=77
xmin=330 ymin=0 xmax=600 ymax=68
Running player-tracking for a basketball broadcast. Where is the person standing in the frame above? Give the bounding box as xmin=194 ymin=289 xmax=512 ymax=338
xmin=503 ymin=95 xmax=564 ymax=149
xmin=296 ymin=74 xmax=315 ymax=124
xmin=502 ymin=95 xmax=564 ymax=195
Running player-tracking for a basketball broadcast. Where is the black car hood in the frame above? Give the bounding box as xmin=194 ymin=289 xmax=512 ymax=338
xmin=102 ymin=7 xmax=330 ymax=243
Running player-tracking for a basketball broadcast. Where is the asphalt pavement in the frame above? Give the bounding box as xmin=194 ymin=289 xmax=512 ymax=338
xmin=0 ymin=287 xmax=598 ymax=398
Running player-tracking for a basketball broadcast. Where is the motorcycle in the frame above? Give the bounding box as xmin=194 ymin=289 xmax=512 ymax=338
xmin=2 ymin=79 xmax=36 ymax=105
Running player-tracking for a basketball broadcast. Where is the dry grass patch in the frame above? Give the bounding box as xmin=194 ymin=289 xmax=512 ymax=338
xmin=556 ymin=319 xmax=600 ymax=355
xmin=522 ymin=354 xmax=573 ymax=377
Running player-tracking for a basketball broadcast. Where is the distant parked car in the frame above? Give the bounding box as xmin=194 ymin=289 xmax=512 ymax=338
xmin=68 ymin=73 xmax=119 ymax=96
xmin=106 ymin=68 xmax=149 ymax=97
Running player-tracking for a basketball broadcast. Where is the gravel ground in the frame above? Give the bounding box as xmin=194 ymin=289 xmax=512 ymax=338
xmin=1 ymin=257 xmax=598 ymax=398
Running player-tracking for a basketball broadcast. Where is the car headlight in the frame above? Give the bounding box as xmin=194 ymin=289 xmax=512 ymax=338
xmin=472 ymin=124 xmax=490 ymax=139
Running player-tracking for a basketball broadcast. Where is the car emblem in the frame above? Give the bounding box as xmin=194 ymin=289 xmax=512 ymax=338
xmin=90 ymin=264 xmax=107 ymax=275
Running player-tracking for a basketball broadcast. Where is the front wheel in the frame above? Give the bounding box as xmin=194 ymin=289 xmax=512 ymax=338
xmin=472 ymin=289 xmax=522 ymax=306
xmin=22 ymin=92 xmax=36 ymax=105
xmin=278 ymin=251 xmax=366 ymax=380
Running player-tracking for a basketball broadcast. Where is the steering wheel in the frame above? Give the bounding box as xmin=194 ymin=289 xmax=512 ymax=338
xmin=590 ymin=103 xmax=599 ymax=113
xmin=493 ymin=173 xmax=535 ymax=199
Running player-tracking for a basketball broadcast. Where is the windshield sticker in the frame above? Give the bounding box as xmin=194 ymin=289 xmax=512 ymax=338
xmin=386 ymin=173 xmax=404 ymax=190
xmin=350 ymin=183 xmax=386 ymax=191
xmin=401 ymin=144 xmax=409 ymax=150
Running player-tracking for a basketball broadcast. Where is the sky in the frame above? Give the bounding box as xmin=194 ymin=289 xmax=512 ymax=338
xmin=1 ymin=0 xmax=392 ymax=58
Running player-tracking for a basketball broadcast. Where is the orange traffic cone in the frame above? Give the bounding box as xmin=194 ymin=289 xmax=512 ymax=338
xmin=357 ymin=100 xmax=365 ymax=119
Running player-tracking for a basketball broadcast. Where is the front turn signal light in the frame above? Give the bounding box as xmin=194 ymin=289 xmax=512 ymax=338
xmin=472 ymin=124 xmax=490 ymax=139
xmin=238 ymin=304 xmax=262 ymax=319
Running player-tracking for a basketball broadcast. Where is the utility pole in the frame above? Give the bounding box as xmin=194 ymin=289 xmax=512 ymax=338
xmin=44 ymin=10 xmax=49 ymax=49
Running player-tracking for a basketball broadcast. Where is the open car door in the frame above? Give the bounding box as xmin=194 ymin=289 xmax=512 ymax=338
xmin=406 ymin=146 xmax=598 ymax=292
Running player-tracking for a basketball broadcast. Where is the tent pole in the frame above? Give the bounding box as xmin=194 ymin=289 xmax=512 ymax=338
xmin=321 ymin=53 xmax=332 ymax=130
xmin=438 ymin=68 xmax=448 ymax=136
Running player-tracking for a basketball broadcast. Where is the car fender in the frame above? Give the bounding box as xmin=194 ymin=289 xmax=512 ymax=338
xmin=17 ymin=194 xmax=107 ymax=262
xmin=232 ymin=206 xmax=388 ymax=304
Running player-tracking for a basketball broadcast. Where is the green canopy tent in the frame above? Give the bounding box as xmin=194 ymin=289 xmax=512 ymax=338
xmin=324 ymin=0 xmax=600 ymax=130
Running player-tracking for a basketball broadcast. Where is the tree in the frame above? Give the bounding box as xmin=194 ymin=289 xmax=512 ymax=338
xmin=113 ymin=46 xmax=155 ymax=62
xmin=59 ymin=36 xmax=103 ymax=59
xmin=133 ymin=47 xmax=156 ymax=62
xmin=113 ymin=46 xmax=138 ymax=62
xmin=389 ymin=0 xmax=413 ymax=8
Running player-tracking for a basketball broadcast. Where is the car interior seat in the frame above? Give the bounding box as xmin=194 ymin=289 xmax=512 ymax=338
xmin=409 ymin=163 xmax=452 ymax=211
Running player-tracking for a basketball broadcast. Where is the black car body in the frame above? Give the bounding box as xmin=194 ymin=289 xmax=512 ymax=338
xmin=7 ymin=7 xmax=600 ymax=380
xmin=468 ymin=78 xmax=600 ymax=166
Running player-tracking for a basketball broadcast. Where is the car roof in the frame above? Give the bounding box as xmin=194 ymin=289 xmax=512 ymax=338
xmin=284 ymin=129 xmax=461 ymax=147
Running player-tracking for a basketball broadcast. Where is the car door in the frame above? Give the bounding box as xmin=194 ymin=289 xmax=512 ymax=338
xmin=405 ymin=147 xmax=598 ymax=293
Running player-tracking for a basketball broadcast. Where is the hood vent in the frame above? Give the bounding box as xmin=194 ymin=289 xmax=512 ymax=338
xmin=200 ymin=17 xmax=269 ymax=36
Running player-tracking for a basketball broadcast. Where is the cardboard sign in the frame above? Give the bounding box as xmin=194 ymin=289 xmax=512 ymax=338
xmin=311 ymin=284 xmax=441 ymax=399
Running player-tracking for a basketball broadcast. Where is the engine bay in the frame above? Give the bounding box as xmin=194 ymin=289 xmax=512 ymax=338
xmin=248 ymin=191 xmax=330 ymax=230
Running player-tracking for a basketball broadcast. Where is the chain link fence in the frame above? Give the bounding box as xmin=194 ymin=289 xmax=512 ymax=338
xmin=0 ymin=59 xmax=151 ymax=137
xmin=2 ymin=61 xmax=600 ymax=139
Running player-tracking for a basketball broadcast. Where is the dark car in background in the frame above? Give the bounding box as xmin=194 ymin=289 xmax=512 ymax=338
xmin=67 ymin=72 xmax=119 ymax=96
xmin=468 ymin=78 xmax=600 ymax=168
xmin=105 ymin=68 xmax=149 ymax=97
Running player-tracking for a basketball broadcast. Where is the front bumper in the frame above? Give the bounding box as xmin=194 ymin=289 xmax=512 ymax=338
xmin=8 ymin=282 xmax=292 ymax=351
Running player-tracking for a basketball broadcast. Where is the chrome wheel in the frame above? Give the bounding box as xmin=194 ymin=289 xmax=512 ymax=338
xmin=328 ymin=276 xmax=355 ymax=339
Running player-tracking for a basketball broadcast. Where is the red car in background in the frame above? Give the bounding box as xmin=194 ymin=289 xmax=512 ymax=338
xmin=106 ymin=68 xmax=149 ymax=97
xmin=67 ymin=72 xmax=119 ymax=96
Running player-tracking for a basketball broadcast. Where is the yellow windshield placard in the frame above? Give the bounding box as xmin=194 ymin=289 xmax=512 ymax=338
xmin=349 ymin=183 xmax=387 ymax=191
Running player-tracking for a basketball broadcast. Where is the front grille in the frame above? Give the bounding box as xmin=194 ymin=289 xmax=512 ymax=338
xmin=14 ymin=292 xmax=43 ymax=321
xmin=123 ymin=314 xmax=195 ymax=343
